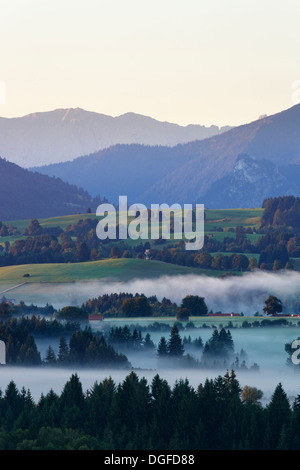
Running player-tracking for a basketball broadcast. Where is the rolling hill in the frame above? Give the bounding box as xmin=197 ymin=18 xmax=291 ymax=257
xmin=0 ymin=258 xmax=208 ymax=286
xmin=0 ymin=258 xmax=216 ymax=306
xmin=35 ymin=104 xmax=300 ymax=208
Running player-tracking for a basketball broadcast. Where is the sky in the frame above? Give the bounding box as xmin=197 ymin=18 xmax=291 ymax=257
xmin=0 ymin=0 xmax=300 ymax=127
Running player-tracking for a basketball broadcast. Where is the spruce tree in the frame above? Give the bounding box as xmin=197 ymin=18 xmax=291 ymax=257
xmin=266 ymin=382 xmax=291 ymax=449
xmin=167 ymin=324 xmax=184 ymax=357
xmin=157 ymin=336 xmax=168 ymax=357
xmin=143 ymin=333 xmax=155 ymax=350
xmin=57 ymin=336 xmax=69 ymax=364
xmin=44 ymin=345 xmax=57 ymax=365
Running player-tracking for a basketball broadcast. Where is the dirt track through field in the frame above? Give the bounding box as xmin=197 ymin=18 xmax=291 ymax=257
xmin=0 ymin=282 xmax=28 ymax=295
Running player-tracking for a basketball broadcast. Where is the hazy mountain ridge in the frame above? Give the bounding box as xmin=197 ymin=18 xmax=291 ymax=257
xmin=34 ymin=104 xmax=300 ymax=208
xmin=0 ymin=157 xmax=101 ymax=220
xmin=32 ymin=143 xmax=198 ymax=204
xmin=0 ymin=108 xmax=231 ymax=168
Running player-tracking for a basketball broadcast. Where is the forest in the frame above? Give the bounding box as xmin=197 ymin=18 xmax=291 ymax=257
xmin=0 ymin=316 xmax=129 ymax=367
xmin=0 ymin=309 xmax=263 ymax=372
xmin=261 ymin=196 xmax=300 ymax=230
xmin=0 ymin=299 xmax=299 ymax=450
xmin=0 ymin=370 xmax=298 ymax=450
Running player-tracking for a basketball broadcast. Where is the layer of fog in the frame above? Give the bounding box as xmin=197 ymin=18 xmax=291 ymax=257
xmin=1 ymin=365 xmax=300 ymax=406
xmin=16 ymin=270 xmax=300 ymax=314
xmin=98 ymin=270 xmax=300 ymax=314
xmin=2 ymin=270 xmax=300 ymax=405
xmin=2 ymin=325 xmax=299 ymax=405
xmin=35 ymin=325 xmax=300 ymax=371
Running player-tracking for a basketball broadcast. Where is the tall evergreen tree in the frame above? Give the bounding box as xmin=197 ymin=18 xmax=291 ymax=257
xmin=150 ymin=375 xmax=172 ymax=449
xmin=266 ymin=382 xmax=291 ymax=449
xmin=44 ymin=345 xmax=57 ymax=365
xmin=3 ymin=381 xmax=24 ymax=430
xmin=167 ymin=324 xmax=184 ymax=357
xmin=157 ymin=336 xmax=168 ymax=358
xmin=143 ymin=332 xmax=155 ymax=350
xmin=57 ymin=336 xmax=69 ymax=364
xmin=38 ymin=389 xmax=60 ymax=428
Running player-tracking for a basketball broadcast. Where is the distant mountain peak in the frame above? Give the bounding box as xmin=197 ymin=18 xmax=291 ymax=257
xmin=0 ymin=108 xmax=232 ymax=168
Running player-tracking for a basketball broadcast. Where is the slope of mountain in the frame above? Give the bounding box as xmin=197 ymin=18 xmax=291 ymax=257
xmin=140 ymin=104 xmax=300 ymax=205
xmin=0 ymin=158 xmax=100 ymax=220
xmin=33 ymin=144 xmax=197 ymax=203
xmin=35 ymin=104 xmax=300 ymax=208
xmin=202 ymin=154 xmax=300 ymax=208
xmin=0 ymin=108 xmax=231 ymax=168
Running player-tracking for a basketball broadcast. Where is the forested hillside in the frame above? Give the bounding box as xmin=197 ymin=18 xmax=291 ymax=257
xmin=0 ymin=158 xmax=102 ymax=220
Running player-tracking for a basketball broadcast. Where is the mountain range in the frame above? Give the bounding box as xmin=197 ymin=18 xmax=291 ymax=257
xmin=33 ymin=104 xmax=300 ymax=208
xmin=0 ymin=108 xmax=231 ymax=168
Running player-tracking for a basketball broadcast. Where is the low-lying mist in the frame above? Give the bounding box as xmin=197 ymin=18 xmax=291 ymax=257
xmin=38 ymin=270 xmax=300 ymax=314
xmin=102 ymin=270 xmax=300 ymax=314
xmin=1 ymin=365 xmax=300 ymax=406
xmin=2 ymin=271 xmax=300 ymax=406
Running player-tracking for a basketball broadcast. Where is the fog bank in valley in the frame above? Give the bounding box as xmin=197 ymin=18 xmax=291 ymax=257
xmin=57 ymin=270 xmax=300 ymax=315
xmin=2 ymin=270 xmax=300 ymax=403
xmin=9 ymin=270 xmax=300 ymax=314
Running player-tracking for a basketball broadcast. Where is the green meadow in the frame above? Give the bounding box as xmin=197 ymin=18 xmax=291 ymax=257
xmin=0 ymin=257 xmax=233 ymax=293
xmin=0 ymin=207 xmax=264 ymax=298
xmin=0 ymin=258 xmax=236 ymax=306
xmin=204 ymin=208 xmax=263 ymax=229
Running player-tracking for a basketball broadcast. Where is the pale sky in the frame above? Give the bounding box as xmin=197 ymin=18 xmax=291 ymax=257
xmin=0 ymin=0 xmax=300 ymax=126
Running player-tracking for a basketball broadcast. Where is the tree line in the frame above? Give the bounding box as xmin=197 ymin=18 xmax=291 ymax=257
xmin=0 ymin=317 xmax=129 ymax=368
xmin=44 ymin=329 xmax=129 ymax=368
xmin=0 ymin=312 xmax=260 ymax=371
xmin=0 ymin=370 xmax=297 ymax=450
xmin=261 ymin=196 xmax=300 ymax=231
xmin=84 ymin=293 xmax=208 ymax=319
xmin=104 ymin=323 xmax=257 ymax=372
xmin=156 ymin=325 xmax=256 ymax=371
xmin=1 ymin=208 xmax=299 ymax=272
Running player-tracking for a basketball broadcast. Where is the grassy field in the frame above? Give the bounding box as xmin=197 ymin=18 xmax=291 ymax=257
xmin=204 ymin=208 xmax=263 ymax=230
xmin=0 ymin=258 xmax=235 ymax=290
xmin=4 ymin=208 xmax=263 ymax=234
xmin=101 ymin=315 xmax=296 ymax=329
xmin=0 ymin=258 xmax=239 ymax=307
